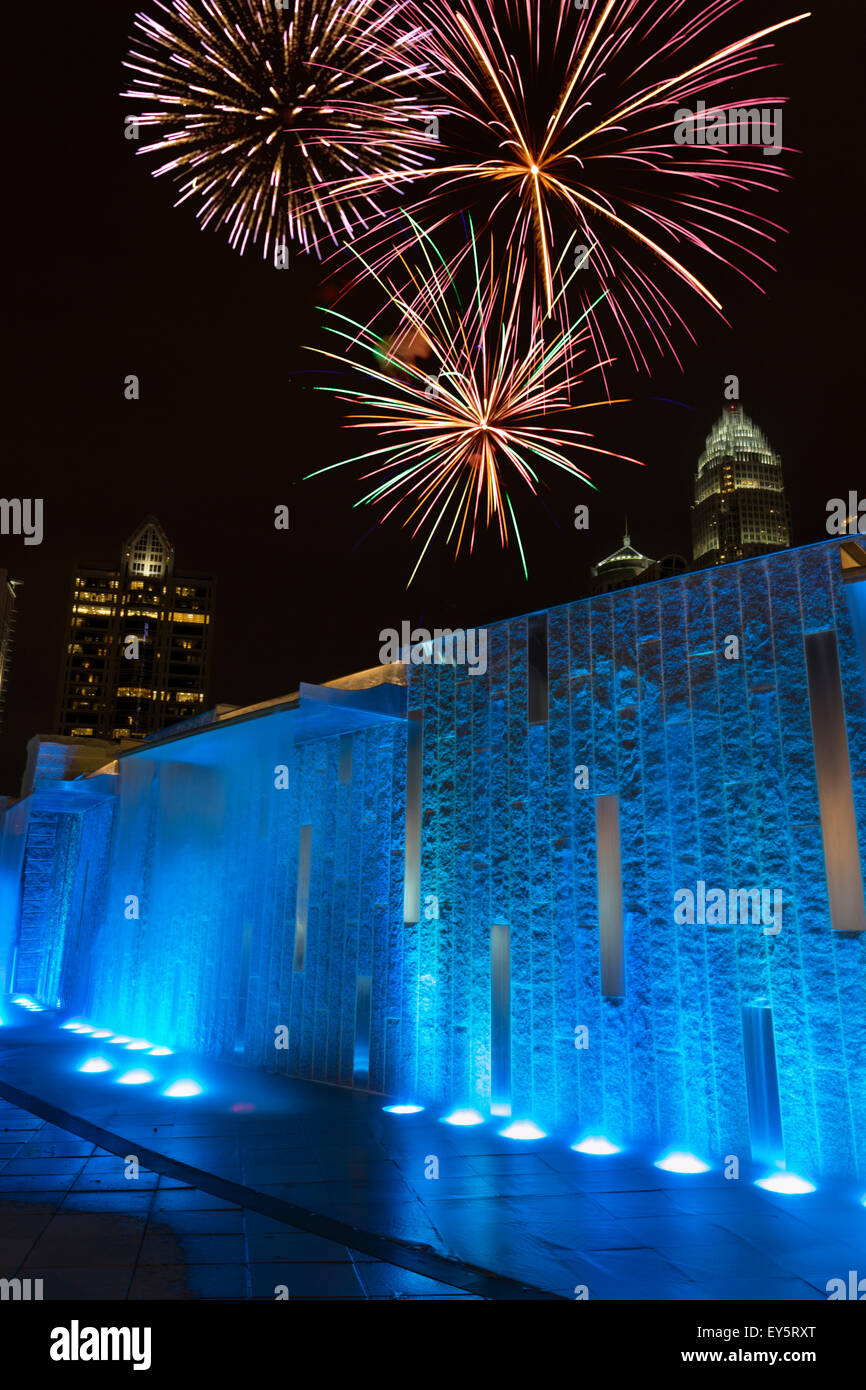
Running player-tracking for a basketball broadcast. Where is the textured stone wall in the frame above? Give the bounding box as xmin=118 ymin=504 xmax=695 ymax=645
xmin=16 ymin=810 xmax=64 ymax=995
xmin=407 ymin=539 xmax=866 ymax=1179
xmin=6 ymin=538 xmax=864 ymax=1182
xmin=15 ymin=798 xmax=117 ymax=1004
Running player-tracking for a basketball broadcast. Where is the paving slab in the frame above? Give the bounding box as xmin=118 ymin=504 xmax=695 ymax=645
xmin=2 ymin=1010 xmax=864 ymax=1301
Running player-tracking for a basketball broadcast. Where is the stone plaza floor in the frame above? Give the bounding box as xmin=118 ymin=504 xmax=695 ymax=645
xmin=0 ymin=1098 xmax=482 ymax=1300
xmin=1 ymin=1004 xmax=864 ymax=1301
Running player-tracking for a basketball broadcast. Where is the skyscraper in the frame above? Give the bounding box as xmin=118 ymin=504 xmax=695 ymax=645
xmin=55 ymin=517 xmax=214 ymax=741
xmin=0 ymin=570 xmax=19 ymax=734
xmin=691 ymin=402 xmax=790 ymax=567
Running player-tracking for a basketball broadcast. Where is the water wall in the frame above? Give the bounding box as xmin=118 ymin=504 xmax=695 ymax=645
xmin=57 ymin=693 xmax=408 ymax=1092
xmin=2 ymin=539 xmax=864 ymax=1180
xmin=405 ymin=539 xmax=866 ymax=1179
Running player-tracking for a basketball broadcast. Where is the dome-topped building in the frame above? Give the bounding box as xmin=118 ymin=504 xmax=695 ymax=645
xmin=590 ymin=528 xmax=656 ymax=594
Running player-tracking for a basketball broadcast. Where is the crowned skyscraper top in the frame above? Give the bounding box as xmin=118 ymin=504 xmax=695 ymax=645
xmin=691 ymin=402 xmax=790 ymax=567
xmin=56 ymin=517 xmax=214 ymax=741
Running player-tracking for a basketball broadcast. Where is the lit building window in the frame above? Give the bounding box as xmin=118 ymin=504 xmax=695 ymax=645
xmin=57 ymin=519 xmax=212 ymax=741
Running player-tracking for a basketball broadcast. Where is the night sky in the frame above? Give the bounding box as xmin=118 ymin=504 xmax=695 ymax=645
xmin=3 ymin=0 xmax=863 ymax=794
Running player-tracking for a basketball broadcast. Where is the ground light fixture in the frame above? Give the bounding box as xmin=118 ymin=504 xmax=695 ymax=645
xmin=33 ymin=1011 xmax=862 ymax=1210
xmin=163 ymin=1080 xmax=203 ymax=1098
xmin=61 ymin=1019 xmax=177 ymax=1052
xmin=755 ymin=1172 xmax=816 ymax=1194
xmin=499 ymin=1120 xmax=547 ymax=1140
xmin=654 ymin=1151 xmax=711 ymax=1174
xmin=571 ymin=1136 xmax=622 ymax=1155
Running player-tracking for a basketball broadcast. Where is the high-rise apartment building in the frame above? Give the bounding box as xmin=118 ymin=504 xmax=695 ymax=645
xmin=0 ymin=570 xmax=19 ymax=734
xmin=56 ymin=517 xmax=214 ymax=741
xmin=692 ymin=402 xmax=790 ymax=567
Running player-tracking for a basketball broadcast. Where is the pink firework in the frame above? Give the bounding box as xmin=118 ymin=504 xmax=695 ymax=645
xmin=305 ymin=0 xmax=810 ymax=370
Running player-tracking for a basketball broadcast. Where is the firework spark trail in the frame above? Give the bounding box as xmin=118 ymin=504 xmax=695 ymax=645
xmin=304 ymin=218 xmax=643 ymax=585
xmin=122 ymin=0 xmax=436 ymax=258
xmin=304 ymin=0 xmax=809 ymax=368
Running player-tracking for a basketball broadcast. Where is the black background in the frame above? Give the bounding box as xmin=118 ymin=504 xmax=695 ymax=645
xmin=3 ymin=0 xmax=863 ymax=793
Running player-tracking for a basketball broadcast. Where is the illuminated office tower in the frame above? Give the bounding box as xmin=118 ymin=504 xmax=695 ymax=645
xmin=0 ymin=570 xmax=19 ymax=733
xmin=55 ymin=517 xmax=214 ymax=741
xmin=692 ymin=402 xmax=790 ymax=567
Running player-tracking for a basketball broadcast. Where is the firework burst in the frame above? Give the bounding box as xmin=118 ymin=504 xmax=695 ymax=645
xmin=310 ymin=0 xmax=809 ymax=369
xmin=305 ymin=219 xmax=643 ymax=585
xmin=122 ymin=0 xmax=433 ymax=258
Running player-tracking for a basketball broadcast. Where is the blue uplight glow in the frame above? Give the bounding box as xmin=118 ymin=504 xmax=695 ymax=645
xmin=124 ymin=1039 xmax=153 ymax=1051
xmin=6 ymin=540 xmax=865 ymax=1189
xmin=79 ymin=1057 xmax=113 ymax=1074
xmin=499 ymin=1120 xmax=546 ymax=1140
xmin=655 ymin=1151 xmax=710 ymax=1174
xmin=755 ymin=1172 xmax=816 ymax=1195
xmin=383 ymin=1104 xmax=425 ymax=1114
xmin=571 ymin=1136 xmax=622 ymax=1155
xmin=117 ymin=1069 xmax=154 ymax=1085
xmin=163 ymin=1079 xmax=202 ymax=1097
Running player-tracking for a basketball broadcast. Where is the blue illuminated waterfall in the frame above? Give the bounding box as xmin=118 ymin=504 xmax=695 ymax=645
xmin=1 ymin=538 xmax=865 ymax=1181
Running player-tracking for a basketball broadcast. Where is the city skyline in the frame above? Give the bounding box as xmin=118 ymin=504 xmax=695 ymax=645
xmin=0 ymin=387 xmax=805 ymax=793
xmin=0 ymin=376 xmax=849 ymax=794
xmin=1 ymin=0 xmax=865 ymax=1330
xmin=3 ymin=2 xmax=860 ymax=793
